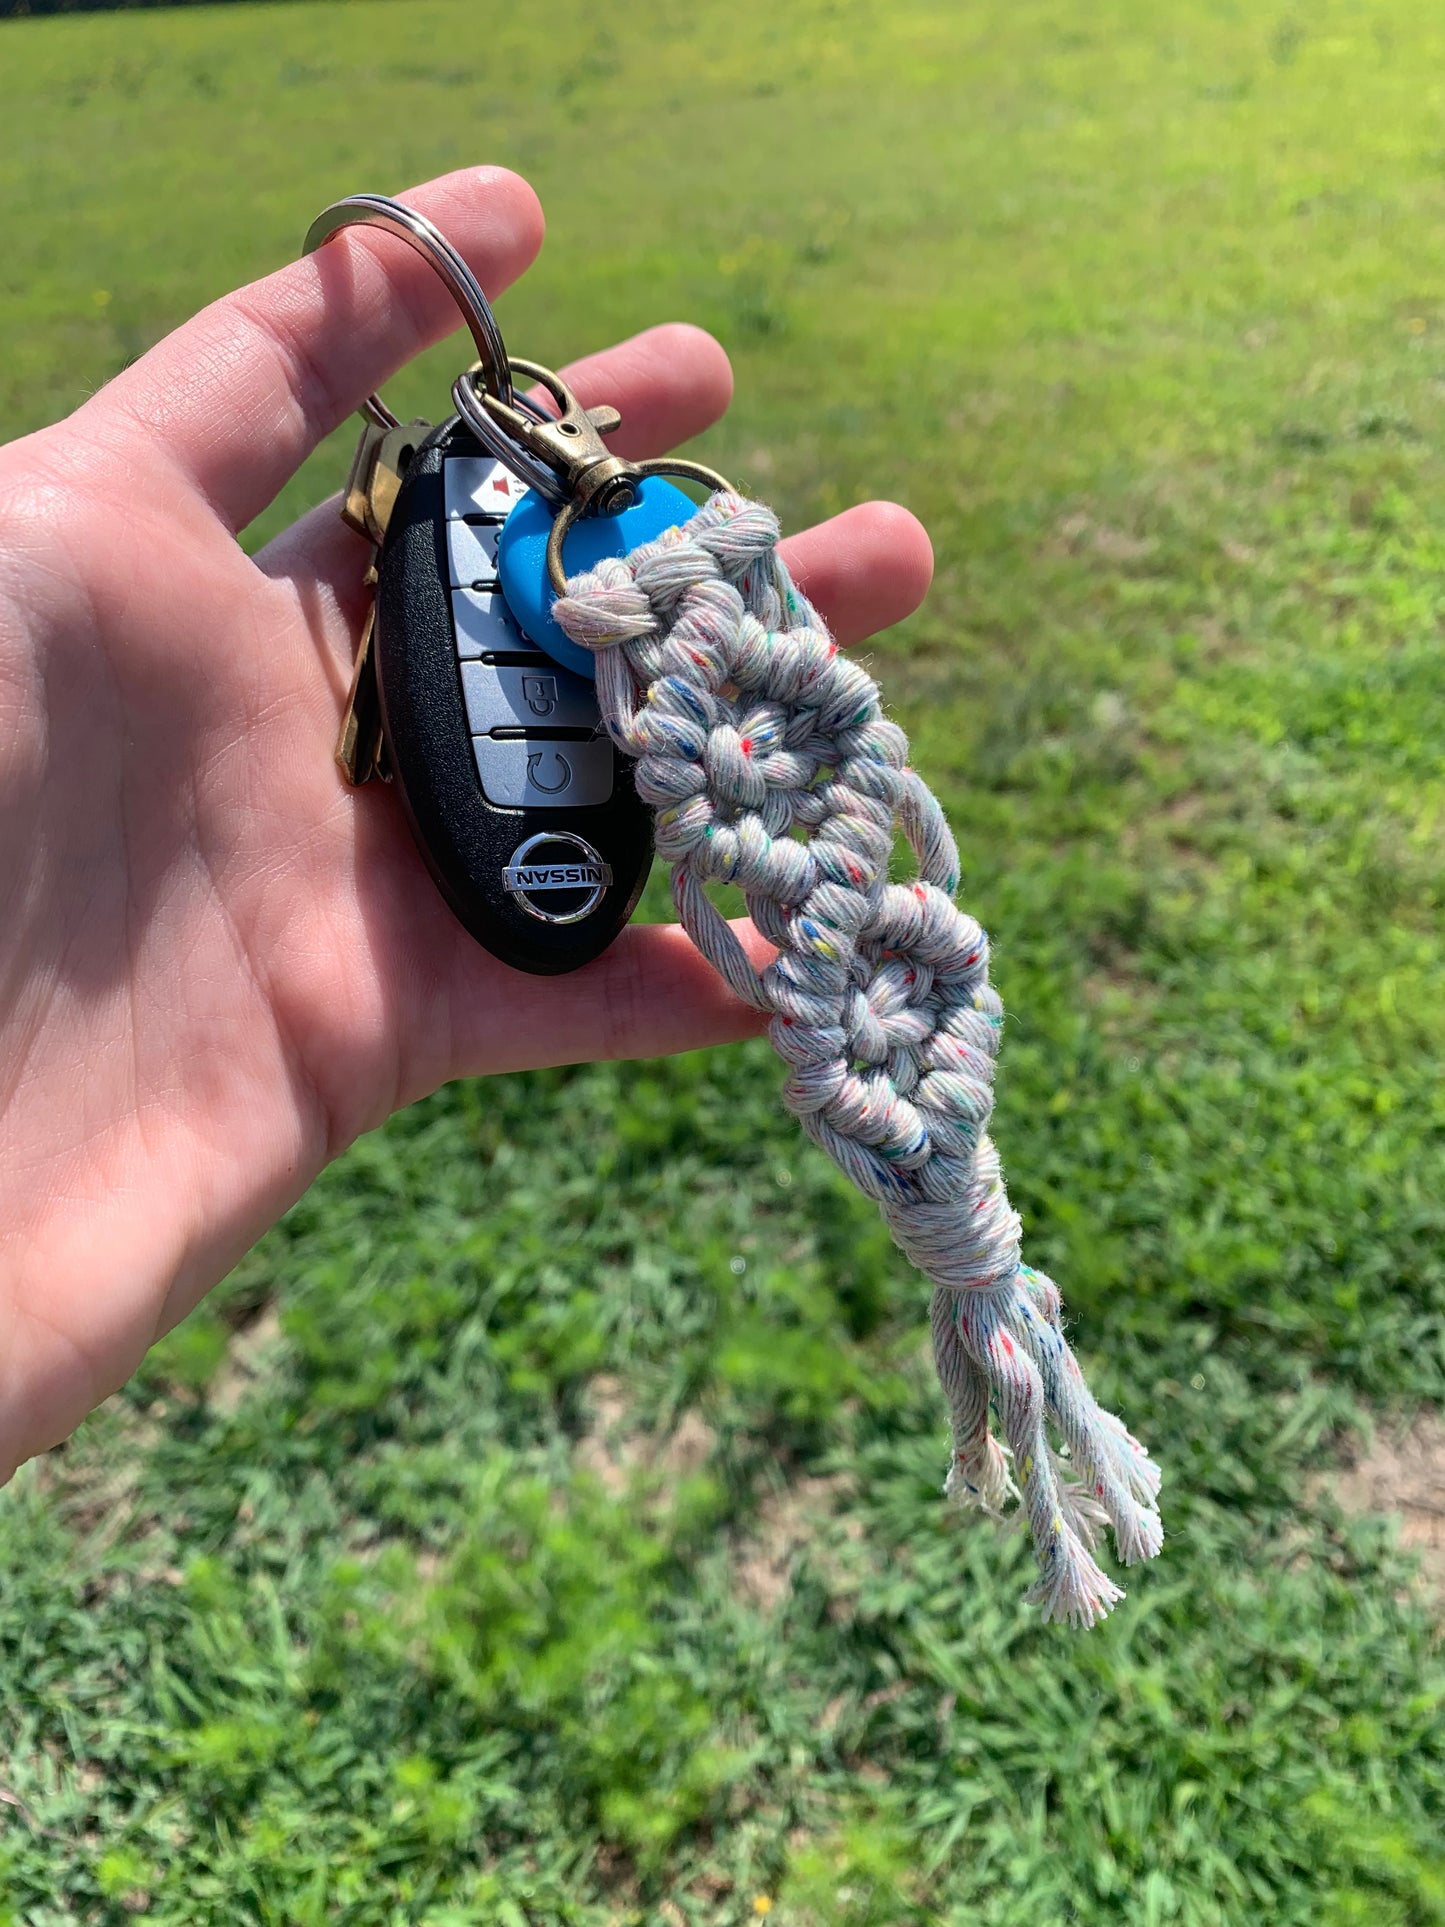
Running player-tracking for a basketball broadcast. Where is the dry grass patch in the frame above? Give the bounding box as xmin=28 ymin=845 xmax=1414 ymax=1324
xmin=733 ymin=1474 xmax=858 ymax=1613
xmin=1331 ymin=1414 xmax=1445 ymax=1602
xmin=575 ymin=1375 xmax=717 ymax=1496
xmin=208 ymin=1302 xmax=285 ymax=1418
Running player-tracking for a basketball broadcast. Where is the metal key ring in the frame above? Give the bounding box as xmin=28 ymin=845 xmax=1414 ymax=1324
xmin=303 ymin=194 xmax=514 ymax=431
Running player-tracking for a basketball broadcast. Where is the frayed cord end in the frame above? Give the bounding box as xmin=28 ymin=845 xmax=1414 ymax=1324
xmin=1025 ymin=1546 xmax=1128 ymax=1630
xmin=943 ymin=1437 xmax=1017 ymax=1517
xmin=935 ymin=1269 xmax=1163 ymax=1627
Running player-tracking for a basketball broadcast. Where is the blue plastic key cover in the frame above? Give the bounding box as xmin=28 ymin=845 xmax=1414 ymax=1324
xmin=495 ymin=476 xmax=701 ymax=680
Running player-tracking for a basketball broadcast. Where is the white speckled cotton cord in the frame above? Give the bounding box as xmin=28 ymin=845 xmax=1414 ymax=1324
xmin=553 ymin=492 xmax=1162 ymax=1625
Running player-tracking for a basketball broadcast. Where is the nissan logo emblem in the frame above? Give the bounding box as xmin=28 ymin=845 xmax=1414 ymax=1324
xmin=502 ymin=832 xmax=614 ymax=924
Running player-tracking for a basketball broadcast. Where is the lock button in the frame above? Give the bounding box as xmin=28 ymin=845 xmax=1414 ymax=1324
xmin=451 ymin=587 xmax=524 ymax=658
xmin=460 ymin=659 xmax=601 ymax=735
xmin=447 ymin=518 xmax=501 ymax=589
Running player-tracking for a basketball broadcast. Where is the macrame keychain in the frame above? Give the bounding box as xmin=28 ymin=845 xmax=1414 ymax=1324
xmin=306 ymin=195 xmax=1163 ymax=1625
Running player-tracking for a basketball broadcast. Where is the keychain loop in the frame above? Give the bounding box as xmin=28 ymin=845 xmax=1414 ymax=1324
xmin=450 ymin=360 xmax=571 ymax=503
xmin=544 ymin=460 xmax=734 ymax=595
xmin=452 ymin=354 xmax=736 ymax=590
xmin=303 ymin=194 xmax=514 ymax=431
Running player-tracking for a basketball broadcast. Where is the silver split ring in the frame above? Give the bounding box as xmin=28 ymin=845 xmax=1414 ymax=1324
xmin=303 ymin=193 xmax=514 ymax=431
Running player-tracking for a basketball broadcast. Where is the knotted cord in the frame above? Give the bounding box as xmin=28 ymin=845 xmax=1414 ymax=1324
xmin=554 ymin=492 xmax=1162 ymax=1625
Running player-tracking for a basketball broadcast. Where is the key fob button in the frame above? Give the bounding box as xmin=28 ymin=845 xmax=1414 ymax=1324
xmin=447 ymin=518 xmax=500 ymax=588
xmin=451 ymin=587 xmax=523 ymax=658
xmin=443 ymin=456 xmax=527 ymax=521
xmin=460 ymin=660 xmax=601 ymax=734
xmin=474 ymin=737 xmax=614 ymax=808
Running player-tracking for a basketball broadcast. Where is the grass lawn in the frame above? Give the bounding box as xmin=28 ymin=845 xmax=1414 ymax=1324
xmin=3 ymin=0 xmax=1445 ymax=1920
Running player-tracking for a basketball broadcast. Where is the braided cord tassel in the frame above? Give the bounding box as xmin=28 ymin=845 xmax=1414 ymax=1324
xmin=553 ymin=493 xmax=1161 ymax=1625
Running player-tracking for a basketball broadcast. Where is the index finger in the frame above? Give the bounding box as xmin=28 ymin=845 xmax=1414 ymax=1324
xmin=85 ymin=166 xmax=545 ymax=537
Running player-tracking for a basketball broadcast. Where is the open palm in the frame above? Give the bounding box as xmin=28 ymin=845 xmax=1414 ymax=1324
xmin=0 ymin=167 xmax=932 ymax=1478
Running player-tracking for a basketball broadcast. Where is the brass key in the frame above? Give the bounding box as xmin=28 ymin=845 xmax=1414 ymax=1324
xmin=335 ymin=416 xmax=430 ymax=784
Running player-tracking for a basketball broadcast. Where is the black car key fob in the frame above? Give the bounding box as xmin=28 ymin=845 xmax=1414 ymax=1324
xmin=370 ymin=416 xmax=653 ymax=976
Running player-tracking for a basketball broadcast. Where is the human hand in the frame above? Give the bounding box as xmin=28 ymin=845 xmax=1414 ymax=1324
xmin=0 ymin=166 xmax=932 ymax=1477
